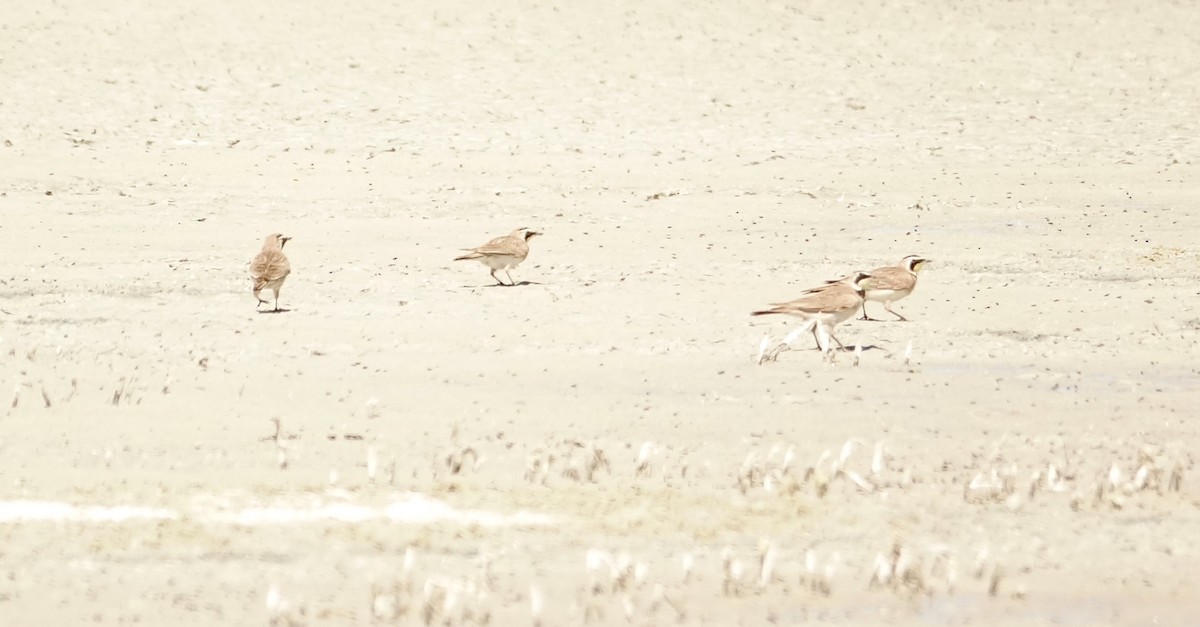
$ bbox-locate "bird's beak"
[282,237,292,244]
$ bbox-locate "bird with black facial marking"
[250,233,291,311]
[752,271,874,352]
[816,256,931,321]
[454,227,541,286]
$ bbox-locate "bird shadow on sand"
[792,344,885,352]
[473,281,543,288]
[256,308,292,314]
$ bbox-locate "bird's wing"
[469,235,526,257]
[798,279,847,295]
[865,266,916,291]
[772,285,860,314]
[250,250,291,282]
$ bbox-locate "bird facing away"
[454,227,541,286]
[828,255,930,321]
[752,271,874,352]
[249,233,291,311]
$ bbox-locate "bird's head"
[902,255,930,273]
[264,233,291,249]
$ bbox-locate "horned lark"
[249,233,291,311]
[850,255,930,321]
[454,227,541,286]
[752,271,873,352]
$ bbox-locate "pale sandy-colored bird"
[454,227,541,286]
[859,255,930,321]
[816,256,931,321]
[249,233,291,311]
[752,271,873,351]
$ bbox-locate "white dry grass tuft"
[635,441,657,478]
[529,584,543,627]
[266,583,306,627]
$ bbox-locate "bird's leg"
[813,327,845,350]
[273,289,281,312]
[858,302,879,322]
[490,269,506,286]
[815,325,837,360]
[884,303,908,322]
[505,270,516,286]
[254,290,266,309]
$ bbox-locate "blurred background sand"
[2,1,1199,624]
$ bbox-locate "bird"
[817,255,930,321]
[249,233,291,311]
[454,227,541,286]
[752,271,874,352]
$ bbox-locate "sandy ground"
[3,0,1200,625]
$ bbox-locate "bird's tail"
[454,251,481,261]
[750,309,783,317]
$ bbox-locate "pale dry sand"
[2,1,1200,625]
